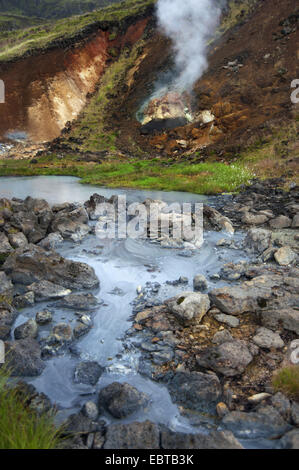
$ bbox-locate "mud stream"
[0,176,271,447]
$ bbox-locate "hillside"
[0,0,298,193]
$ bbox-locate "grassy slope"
[0,0,155,61]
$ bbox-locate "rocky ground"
[0,178,298,449]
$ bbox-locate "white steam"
[157,0,223,91]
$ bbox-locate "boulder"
[27,280,71,301]
[279,429,299,449]
[244,228,272,254]
[8,232,28,249]
[221,406,291,439]
[35,309,53,325]
[0,271,13,295]
[167,371,222,412]
[51,206,90,241]
[212,330,233,345]
[55,293,99,311]
[203,205,234,234]
[193,274,208,292]
[13,292,35,309]
[252,327,284,349]
[274,246,296,266]
[262,308,299,335]
[74,361,103,386]
[3,245,99,290]
[104,421,160,449]
[98,382,149,419]
[38,232,63,250]
[269,215,292,229]
[161,429,243,449]
[4,338,45,376]
[14,319,38,340]
[292,214,299,228]
[0,232,13,257]
[166,292,210,325]
[197,340,253,377]
[214,313,240,328]
[241,212,269,225]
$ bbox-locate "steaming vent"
[138,90,193,134]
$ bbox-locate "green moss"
[273,366,299,401]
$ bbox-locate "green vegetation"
[0,367,60,449]
[0,155,252,194]
[273,366,299,401]
[0,0,155,61]
[0,13,44,32]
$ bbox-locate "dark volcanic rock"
[161,429,243,449]
[167,371,222,412]
[104,420,160,449]
[74,361,104,386]
[3,244,99,290]
[98,382,149,419]
[4,339,45,376]
[14,319,38,340]
[55,293,99,311]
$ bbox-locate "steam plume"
[157,0,224,91]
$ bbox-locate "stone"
[166,292,210,325]
[35,309,53,325]
[38,232,63,250]
[279,429,299,449]
[292,213,299,228]
[270,393,291,421]
[160,429,243,449]
[104,421,160,449]
[74,361,103,386]
[214,313,240,328]
[216,402,229,418]
[51,207,90,241]
[203,205,234,234]
[27,280,71,301]
[291,401,299,426]
[63,412,98,435]
[269,215,292,229]
[52,323,72,342]
[274,246,296,266]
[221,406,291,439]
[3,244,99,290]
[262,308,299,335]
[212,330,233,344]
[14,319,38,340]
[197,340,253,377]
[98,382,148,419]
[3,339,45,376]
[8,232,28,249]
[244,228,272,254]
[0,271,13,295]
[81,401,99,420]
[252,327,284,349]
[55,293,99,311]
[167,371,222,412]
[241,212,269,225]
[248,393,271,404]
[0,232,13,256]
[73,321,92,339]
[13,292,35,309]
[193,274,208,292]
[93,431,105,449]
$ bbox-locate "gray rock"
[291,401,299,426]
[0,305,18,340]
[104,421,160,449]
[27,280,71,301]
[52,323,73,342]
[292,213,299,228]
[262,308,299,335]
[193,274,208,292]
[55,293,99,311]
[74,361,103,386]
[167,371,222,412]
[4,338,45,376]
[14,319,38,340]
[3,244,99,290]
[51,207,90,241]
[203,206,234,234]
[38,232,63,250]
[73,321,92,339]
[212,330,233,344]
[13,291,35,309]
[252,327,284,349]
[0,271,13,295]
[8,232,28,249]
[214,313,240,328]
[274,246,296,266]
[0,232,13,256]
[166,292,210,325]
[197,340,253,377]
[81,401,99,420]
[270,393,291,422]
[221,406,291,439]
[35,309,53,325]
[98,382,149,419]
[244,228,272,254]
[161,429,243,449]
[279,429,299,449]
[242,212,269,226]
[269,215,292,229]
[63,412,98,435]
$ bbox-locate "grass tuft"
[272,366,299,401]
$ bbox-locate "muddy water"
[0,175,269,445]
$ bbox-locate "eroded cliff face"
[0,17,148,143]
